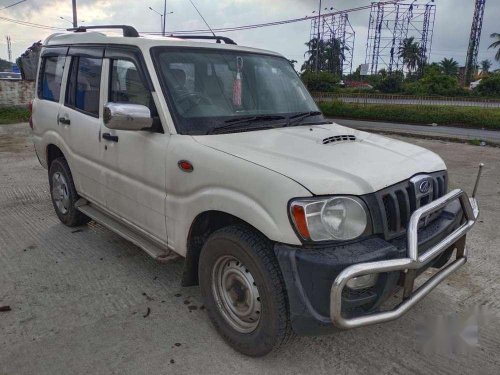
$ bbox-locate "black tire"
[48,157,90,227]
[198,225,292,357]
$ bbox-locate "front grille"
[376,171,448,240]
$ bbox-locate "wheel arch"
[181,210,267,287]
[46,143,66,167]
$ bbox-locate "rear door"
[32,47,68,154]
[58,47,107,206]
[99,47,169,244]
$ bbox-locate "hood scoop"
[322,135,356,145]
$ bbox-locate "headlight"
[290,196,370,242]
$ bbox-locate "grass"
[319,101,500,130]
[0,106,31,125]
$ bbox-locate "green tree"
[488,33,500,61]
[302,37,345,77]
[439,58,459,76]
[300,70,340,92]
[476,74,500,96]
[398,37,422,75]
[404,65,463,96]
[480,59,492,73]
[375,72,404,93]
[0,58,13,71]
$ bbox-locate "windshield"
[152,47,323,135]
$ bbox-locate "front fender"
[165,135,311,255]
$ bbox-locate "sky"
[0,0,499,71]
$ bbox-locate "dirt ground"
[1,123,499,375]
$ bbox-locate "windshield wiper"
[286,111,323,127]
[208,115,286,134]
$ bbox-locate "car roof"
[44,31,283,57]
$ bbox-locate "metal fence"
[312,92,500,108]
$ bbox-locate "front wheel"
[198,225,292,357]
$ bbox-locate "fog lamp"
[346,274,379,290]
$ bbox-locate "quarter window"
[38,56,65,102]
[66,56,102,116]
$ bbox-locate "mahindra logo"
[419,180,431,194]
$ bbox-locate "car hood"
[193,123,446,195]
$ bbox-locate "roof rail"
[170,35,237,45]
[67,25,139,38]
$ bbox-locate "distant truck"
[0,71,21,80]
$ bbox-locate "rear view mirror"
[103,102,153,131]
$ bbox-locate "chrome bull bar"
[330,188,480,329]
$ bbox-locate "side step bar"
[76,200,179,263]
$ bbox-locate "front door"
[99,48,169,244]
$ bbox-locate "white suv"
[31,25,480,357]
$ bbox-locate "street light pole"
[149,4,173,36]
[162,0,166,37]
[72,0,78,28]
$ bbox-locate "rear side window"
[38,56,65,102]
[66,56,102,116]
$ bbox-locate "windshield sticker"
[232,56,243,107]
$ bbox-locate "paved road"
[332,118,500,145]
[1,123,500,375]
[317,96,500,108]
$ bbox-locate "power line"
[0,0,28,11]
[141,0,402,35]
[0,14,65,30]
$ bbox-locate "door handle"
[102,133,119,142]
[57,115,71,125]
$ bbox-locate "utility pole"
[315,0,322,73]
[6,36,12,62]
[72,0,78,28]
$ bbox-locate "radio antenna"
[187,0,216,37]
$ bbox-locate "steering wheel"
[176,92,213,110]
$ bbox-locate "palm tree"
[480,59,492,73]
[324,38,345,77]
[488,33,500,61]
[398,37,422,74]
[439,58,459,76]
[302,37,345,76]
[302,37,327,72]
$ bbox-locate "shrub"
[301,70,340,92]
[476,74,500,96]
[319,101,500,130]
[403,66,464,96]
[375,73,405,93]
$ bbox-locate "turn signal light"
[291,204,310,240]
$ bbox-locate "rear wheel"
[199,225,292,357]
[49,157,90,227]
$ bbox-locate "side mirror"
[103,102,153,131]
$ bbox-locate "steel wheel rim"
[52,172,70,215]
[212,255,262,333]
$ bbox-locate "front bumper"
[275,189,479,335]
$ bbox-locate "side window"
[66,56,102,116]
[38,56,65,102]
[109,59,152,108]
